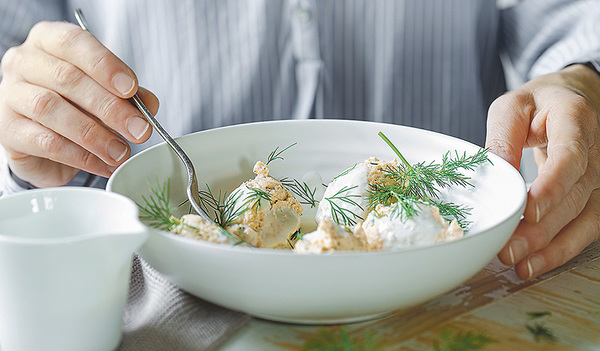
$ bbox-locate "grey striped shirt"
[1,0,599,192]
[1,2,599,348]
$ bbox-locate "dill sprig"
[527,311,552,319]
[287,231,304,249]
[333,164,358,180]
[370,193,471,228]
[525,311,558,343]
[280,177,319,208]
[303,327,384,351]
[266,145,321,208]
[433,200,472,229]
[138,178,254,246]
[324,185,364,227]
[198,185,244,228]
[266,142,297,165]
[372,193,425,221]
[137,177,181,231]
[245,187,272,213]
[378,132,490,200]
[526,322,558,343]
[433,329,496,351]
[198,185,271,224]
[368,132,490,228]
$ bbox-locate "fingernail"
[508,238,528,264]
[535,200,549,223]
[526,255,545,280]
[107,139,128,162]
[107,165,117,174]
[113,73,135,96]
[127,116,150,140]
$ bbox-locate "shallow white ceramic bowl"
[107,120,527,324]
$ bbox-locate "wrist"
[578,61,600,78]
[560,62,600,109]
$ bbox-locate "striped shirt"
[0,0,599,193]
[1,3,599,347]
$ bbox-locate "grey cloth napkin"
[119,255,250,351]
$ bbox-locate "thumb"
[485,90,535,170]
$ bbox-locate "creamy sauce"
[315,163,371,224]
[169,156,466,253]
[359,204,463,250]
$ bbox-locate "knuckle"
[1,46,20,73]
[485,138,513,159]
[563,184,587,217]
[97,95,123,122]
[36,131,63,156]
[564,139,589,174]
[568,94,597,140]
[527,225,552,252]
[30,90,59,119]
[570,94,595,117]
[28,21,51,39]
[588,191,600,241]
[586,214,600,243]
[489,89,533,116]
[556,244,575,268]
[487,95,510,121]
[89,54,109,75]
[78,121,100,145]
[508,89,532,110]
[53,61,84,88]
[56,25,87,54]
[77,150,97,170]
[538,175,566,205]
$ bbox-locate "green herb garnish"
[368,132,490,228]
[527,311,553,319]
[198,185,244,228]
[303,327,383,351]
[433,329,496,351]
[266,142,297,165]
[333,164,358,180]
[137,177,181,231]
[525,311,558,343]
[287,230,303,249]
[137,178,252,245]
[323,185,364,227]
[280,177,319,208]
[526,322,558,343]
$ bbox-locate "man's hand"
[486,64,600,280]
[0,21,159,187]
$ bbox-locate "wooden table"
[221,240,600,350]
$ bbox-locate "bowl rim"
[108,119,527,257]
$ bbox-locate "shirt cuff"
[8,167,37,190]
[0,160,34,196]
[585,60,600,76]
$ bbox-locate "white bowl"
[107,120,526,324]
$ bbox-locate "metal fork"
[74,9,212,224]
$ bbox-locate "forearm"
[501,0,600,81]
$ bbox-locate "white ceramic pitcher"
[0,187,147,351]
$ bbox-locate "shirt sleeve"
[0,0,67,57]
[500,0,600,81]
[0,145,30,195]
